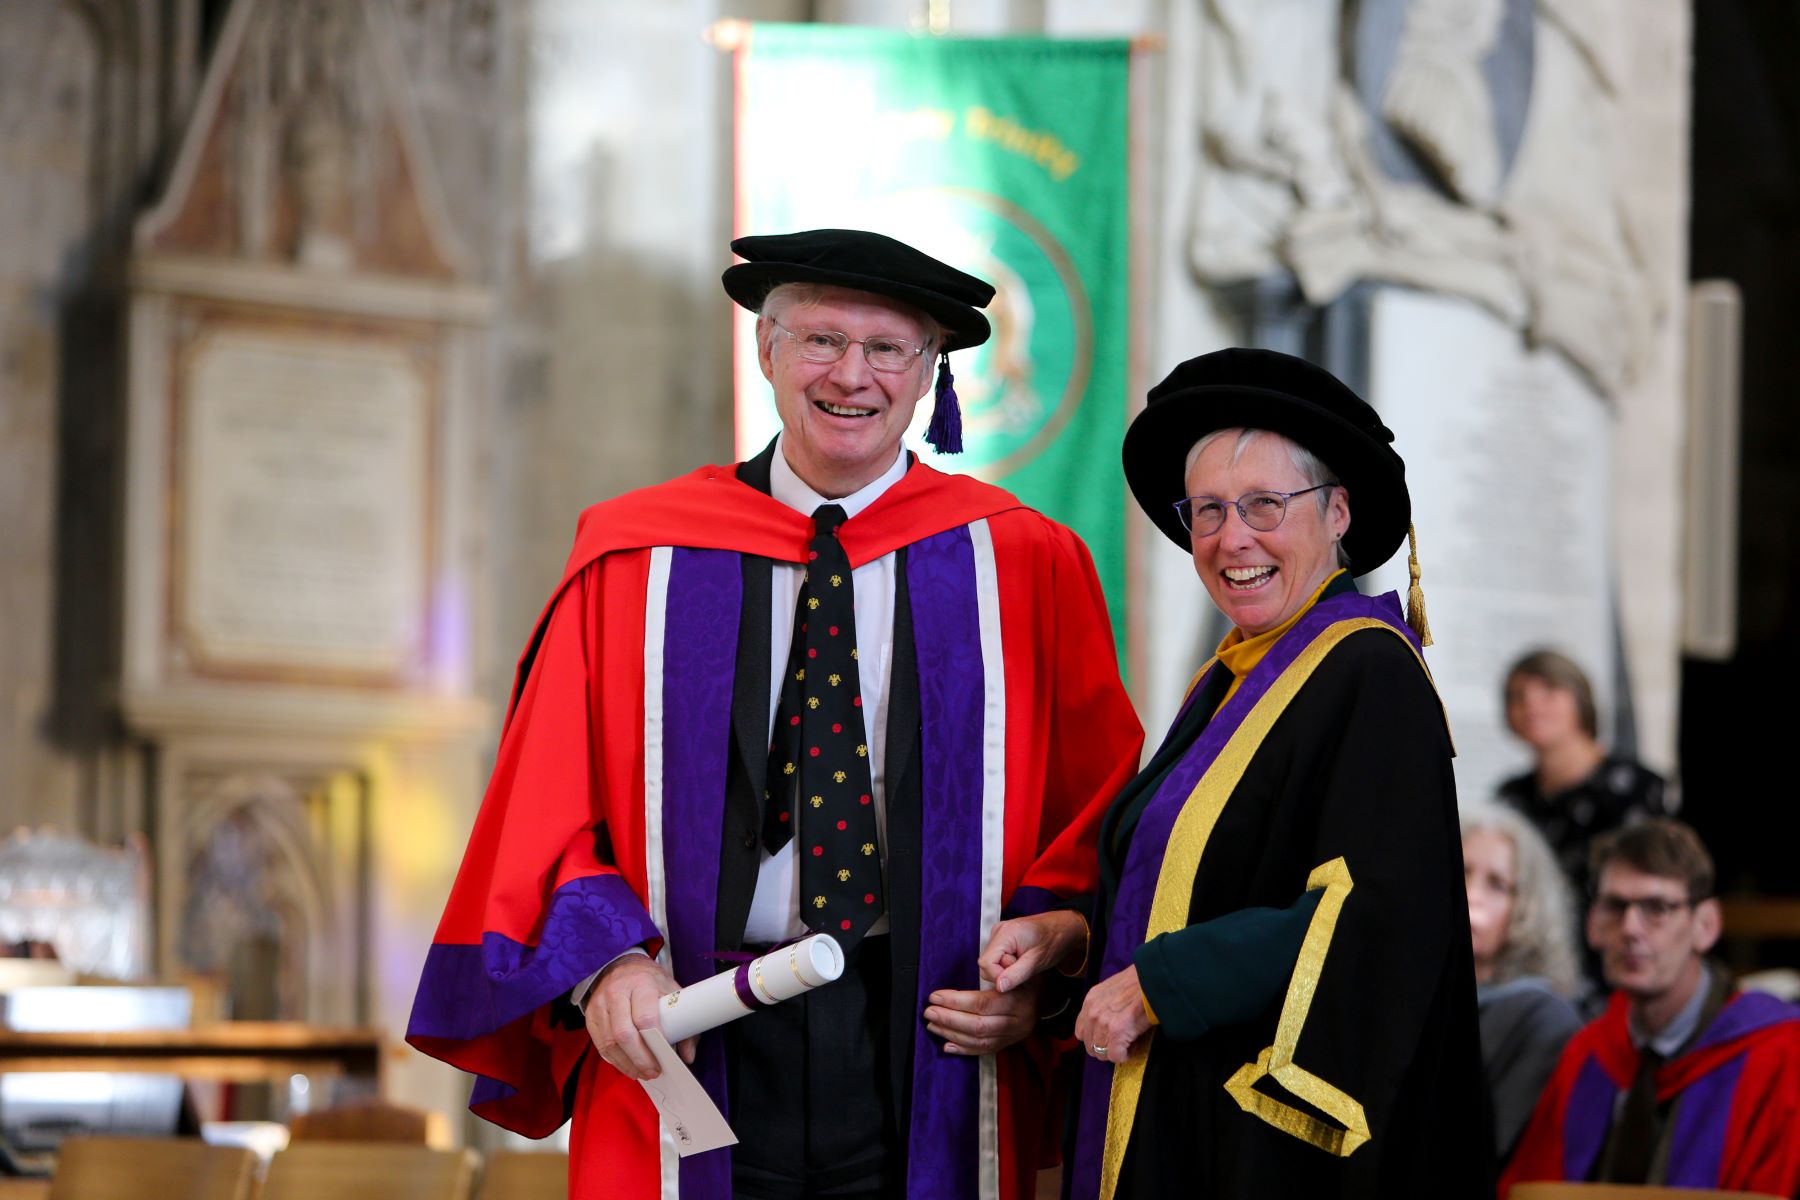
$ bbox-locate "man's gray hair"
[756,282,944,362]
[1459,801,1583,997]
[1183,427,1350,568]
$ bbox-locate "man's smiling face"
[759,287,936,497]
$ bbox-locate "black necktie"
[1609,1046,1665,1181]
[761,504,882,947]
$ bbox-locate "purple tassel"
[926,353,963,454]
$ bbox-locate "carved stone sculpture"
[1188,0,1666,398]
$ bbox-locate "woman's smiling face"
[1185,430,1350,637]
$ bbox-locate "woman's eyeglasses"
[1174,484,1338,537]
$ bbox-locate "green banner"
[734,25,1133,654]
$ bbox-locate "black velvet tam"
[1123,348,1411,576]
[723,228,995,353]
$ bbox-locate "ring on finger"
[1090,1042,1109,1057]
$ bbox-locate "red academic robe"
[408,459,1144,1200]
[1502,987,1800,1196]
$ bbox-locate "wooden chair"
[1511,1184,1786,1200]
[478,1150,568,1200]
[262,1143,478,1200]
[288,1099,450,1147]
[46,1136,256,1200]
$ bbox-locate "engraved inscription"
[180,329,430,676]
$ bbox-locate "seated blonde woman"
[1461,800,1584,1164]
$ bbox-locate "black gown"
[1081,588,1497,1199]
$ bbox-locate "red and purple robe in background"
[406,458,1144,1200]
[1503,988,1800,1196]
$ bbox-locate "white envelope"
[637,1028,738,1157]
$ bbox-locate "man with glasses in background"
[408,228,1143,1199]
[1503,818,1800,1195]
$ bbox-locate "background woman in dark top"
[1498,649,1669,905]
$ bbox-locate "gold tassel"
[1405,523,1433,648]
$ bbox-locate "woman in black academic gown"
[978,350,1495,1198]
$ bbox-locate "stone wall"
[0,0,196,835]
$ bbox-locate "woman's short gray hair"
[1183,428,1350,568]
[1460,801,1582,996]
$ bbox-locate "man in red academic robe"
[1503,819,1800,1194]
[407,229,1144,1200]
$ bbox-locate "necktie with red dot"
[761,504,883,946]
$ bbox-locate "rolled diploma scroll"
[658,934,845,1044]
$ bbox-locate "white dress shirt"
[744,436,904,943]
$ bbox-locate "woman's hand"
[917,912,1090,1056]
[1074,965,1152,1065]
[977,911,1089,993]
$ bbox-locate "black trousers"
[725,935,901,1199]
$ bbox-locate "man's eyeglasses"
[771,320,927,374]
[1174,484,1339,537]
[1590,894,1696,927]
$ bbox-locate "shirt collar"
[769,434,908,520]
[1633,962,1714,1057]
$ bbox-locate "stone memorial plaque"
[1366,289,1615,803]
[177,327,430,679]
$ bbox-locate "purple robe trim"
[905,526,987,1200]
[663,547,742,1196]
[1004,885,1064,919]
[1070,591,1417,1196]
[1695,990,1800,1051]
[407,871,662,1122]
[1664,1050,1744,1187]
[1561,1056,1618,1182]
[470,1074,515,1108]
[408,871,661,1043]
[1665,992,1798,1186]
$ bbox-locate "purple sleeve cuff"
[1004,884,1082,920]
[469,1074,519,1110]
[408,873,661,1042]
